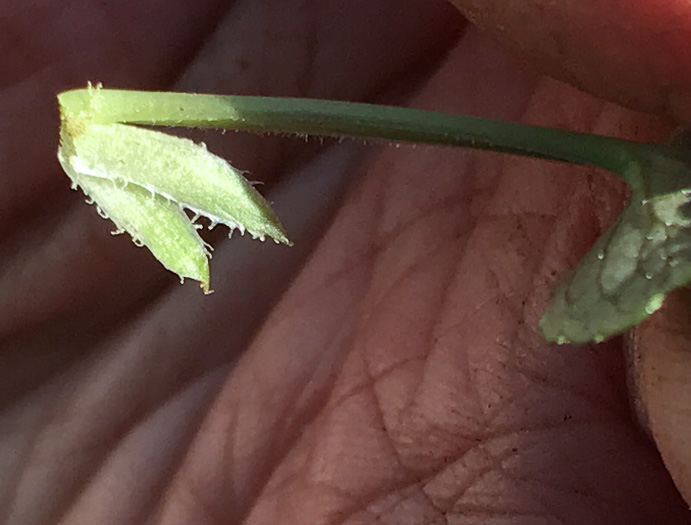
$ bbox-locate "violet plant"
[57,84,691,344]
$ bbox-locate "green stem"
[59,87,662,179]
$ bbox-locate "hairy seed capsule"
[58,119,290,292]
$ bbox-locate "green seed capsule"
[58,118,290,292]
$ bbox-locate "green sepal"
[58,114,290,292]
[63,123,290,244]
[60,166,212,292]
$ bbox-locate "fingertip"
[628,287,691,505]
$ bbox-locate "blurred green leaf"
[540,152,691,344]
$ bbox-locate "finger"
[627,289,691,503]
[449,0,691,122]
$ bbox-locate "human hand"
[2,1,690,524]
[452,0,691,514]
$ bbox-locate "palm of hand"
[2,1,689,523]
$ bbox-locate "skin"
[2,0,691,523]
[453,0,691,510]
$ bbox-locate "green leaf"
[540,153,691,344]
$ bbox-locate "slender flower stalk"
[57,84,691,343]
[59,86,664,176]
